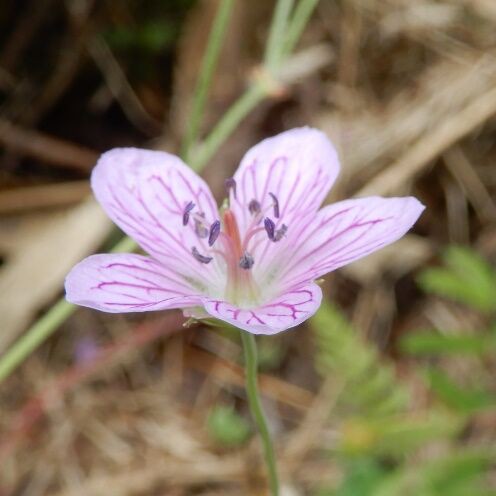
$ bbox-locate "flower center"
[220,208,260,306]
[182,179,288,307]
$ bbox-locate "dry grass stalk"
[0,198,111,350]
[0,181,90,214]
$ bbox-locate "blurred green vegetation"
[207,404,251,448]
[416,246,496,313]
[102,0,197,82]
[311,245,496,495]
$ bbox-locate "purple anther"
[273,224,288,242]
[208,220,221,246]
[239,252,255,270]
[194,218,209,238]
[192,246,213,264]
[269,192,280,218]
[182,201,195,226]
[248,199,261,215]
[225,177,237,199]
[264,217,275,241]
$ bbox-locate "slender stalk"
[265,0,295,71]
[240,331,280,495]
[0,300,74,382]
[283,0,320,57]
[190,83,266,171]
[0,234,136,383]
[181,0,235,161]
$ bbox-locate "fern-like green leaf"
[417,246,496,312]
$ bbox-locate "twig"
[443,146,496,223]
[0,118,97,172]
[0,314,184,464]
[357,84,496,196]
[185,346,314,411]
[0,0,57,71]
[87,36,162,136]
[283,0,320,56]
[181,0,235,160]
[0,181,90,214]
[283,378,342,467]
[265,0,295,71]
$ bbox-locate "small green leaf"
[417,246,496,312]
[207,405,251,447]
[139,21,177,51]
[400,331,496,356]
[311,303,408,417]
[336,459,388,496]
[257,336,285,371]
[371,450,495,496]
[425,450,493,493]
[426,368,496,413]
[339,413,461,456]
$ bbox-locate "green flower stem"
[0,235,137,383]
[190,83,266,171]
[283,0,320,57]
[265,0,295,71]
[181,0,235,161]
[0,300,74,382]
[240,331,280,495]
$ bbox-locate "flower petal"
[91,148,223,291]
[65,253,202,313]
[201,283,322,335]
[230,127,340,235]
[273,196,425,290]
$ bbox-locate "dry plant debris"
[1,0,496,494]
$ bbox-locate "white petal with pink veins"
[229,128,340,270]
[65,253,203,313]
[201,283,322,335]
[91,148,224,292]
[273,196,425,291]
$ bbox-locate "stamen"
[194,218,209,238]
[269,192,280,218]
[225,177,237,199]
[208,220,221,246]
[273,224,288,241]
[264,217,275,240]
[264,218,287,242]
[191,246,213,264]
[182,201,195,226]
[248,199,261,215]
[239,252,254,270]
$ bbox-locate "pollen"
[182,201,195,226]
[208,220,221,246]
[225,177,237,199]
[264,217,276,240]
[191,246,213,264]
[269,192,280,218]
[239,252,255,270]
[248,199,261,215]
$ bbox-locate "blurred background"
[1,0,496,494]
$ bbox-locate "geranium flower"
[65,128,424,334]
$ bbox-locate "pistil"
[222,208,260,306]
[184,193,287,307]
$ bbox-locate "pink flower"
[65,128,424,335]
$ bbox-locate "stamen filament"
[242,226,266,252]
